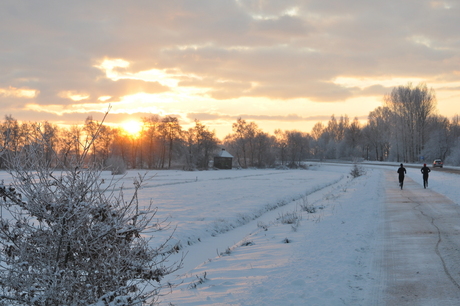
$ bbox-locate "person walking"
[397,163,407,190]
[421,163,431,189]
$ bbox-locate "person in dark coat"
[397,163,407,190]
[421,163,431,189]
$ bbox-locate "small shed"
[214,148,233,169]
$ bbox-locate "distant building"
[214,148,233,169]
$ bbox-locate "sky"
[1,0,460,139]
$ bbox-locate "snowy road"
[380,170,460,305]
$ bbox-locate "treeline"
[225,83,460,166]
[1,83,459,171]
[0,114,222,171]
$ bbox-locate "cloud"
[0,0,459,129]
[0,87,38,99]
[90,79,170,102]
[187,112,331,122]
[359,85,390,97]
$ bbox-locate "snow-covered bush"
[187,272,208,289]
[350,164,365,178]
[282,237,292,243]
[299,196,316,213]
[0,120,181,306]
[278,210,302,226]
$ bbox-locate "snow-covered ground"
[158,164,383,306]
[1,163,459,305]
[115,163,460,305]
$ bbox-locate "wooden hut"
[214,148,233,169]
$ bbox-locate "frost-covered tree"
[0,116,182,306]
[420,115,450,162]
[364,107,391,161]
[385,83,436,162]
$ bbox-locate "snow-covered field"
[2,163,459,305]
[156,165,382,306]
[112,163,460,305]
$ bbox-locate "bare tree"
[1,116,21,154]
[278,130,310,168]
[325,115,349,143]
[140,115,162,169]
[342,117,362,159]
[193,120,219,169]
[244,121,259,167]
[83,116,100,164]
[181,120,219,170]
[41,121,59,166]
[229,118,249,168]
[225,118,270,168]
[364,107,391,161]
[157,116,181,169]
[253,131,276,168]
[310,122,325,159]
[274,129,288,166]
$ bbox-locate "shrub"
[350,164,365,178]
[278,210,302,226]
[0,117,181,306]
[188,272,208,289]
[299,196,316,213]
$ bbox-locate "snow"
[217,149,233,158]
[155,164,384,305]
[1,163,458,305]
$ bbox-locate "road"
[405,164,460,175]
[379,170,460,305]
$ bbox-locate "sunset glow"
[0,87,38,98]
[1,1,459,138]
[121,120,143,137]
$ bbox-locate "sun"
[121,120,143,137]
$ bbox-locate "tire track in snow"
[162,173,351,283]
[173,174,346,248]
[415,203,460,291]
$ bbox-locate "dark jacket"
[421,166,431,177]
[397,166,406,178]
